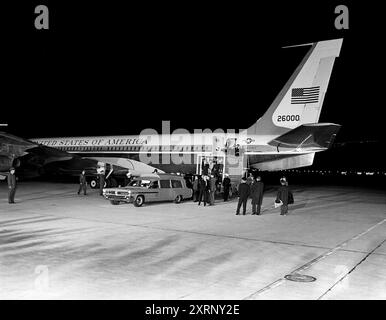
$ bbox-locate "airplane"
[0,38,343,187]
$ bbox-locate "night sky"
[2,2,384,169]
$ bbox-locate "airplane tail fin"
[248,39,343,137]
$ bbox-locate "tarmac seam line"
[243,218,386,300]
[317,236,386,300]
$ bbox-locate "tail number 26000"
[277,115,300,122]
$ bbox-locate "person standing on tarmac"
[250,176,264,215]
[236,177,250,215]
[98,168,105,196]
[209,174,216,206]
[78,170,87,195]
[198,176,208,206]
[276,178,293,216]
[7,167,17,204]
[192,176,199,202]
[222,174,231,202]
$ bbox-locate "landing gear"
[90,178,116,188]
[90,179,98,189]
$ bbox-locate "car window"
[129,179,151,187]
[129,180,141,187]
[160,180,171,189]
[149,181,159,189]
[171,180,183,188]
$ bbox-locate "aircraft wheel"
[90,179,98,189]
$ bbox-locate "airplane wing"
[0,132,161,177]
[0,131,37,158]
[0,131,80,175]
[88,157,164,175]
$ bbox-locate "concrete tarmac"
[0,181,385,299]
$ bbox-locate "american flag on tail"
[291,86,320,104]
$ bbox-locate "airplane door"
[196,155,225,183]
[225,138,246,177]
[212,136,224,154]
[225,138,240,156]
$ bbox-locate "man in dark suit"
[78,170,87,195]
[236,177,250,215]
[222,174,231,201]
[7,167,17,204]
[250,176,264,215]
[198,176,207,206]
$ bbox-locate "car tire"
[110,200,120,205]
[174,195,182,204]
[134,196,144,207]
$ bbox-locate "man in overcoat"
[236,177,250,215]
[250,176,264,215]
[7,167,17,204]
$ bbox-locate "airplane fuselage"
[30,132,321,175]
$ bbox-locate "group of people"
[5,167,293,215]
[190,171,293,216]
[236,175,293,216]
[191,173,232,206]
[236,175,264,215]
[191,174,216,206]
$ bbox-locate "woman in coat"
[276,178,293,215]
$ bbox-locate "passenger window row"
[159,180,183,189]
[58,145,212,152]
